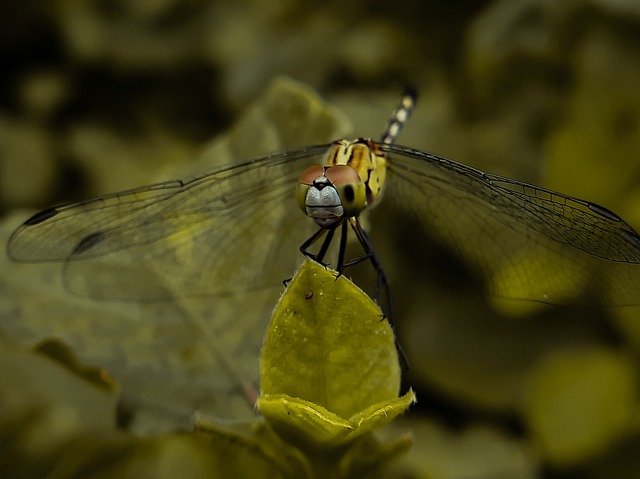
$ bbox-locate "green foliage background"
[1,0,640,478]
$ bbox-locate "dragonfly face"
[297,162,368,228]
[297,168,347,228]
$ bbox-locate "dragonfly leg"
[300,217,410,370]
[347,218,390,313]
[348,218,410,370]
[335,221,349,278]
[287,228,332,285]
[299,226,336,267]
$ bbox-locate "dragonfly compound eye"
[296,165,325,214]
[324,165,366,217]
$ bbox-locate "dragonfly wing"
[383,144,640,305]
[7,146,330,300]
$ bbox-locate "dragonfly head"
[296,164,367,228]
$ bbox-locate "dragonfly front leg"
[299,226,336,267]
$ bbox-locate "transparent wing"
[381,144,640,305]
[7,145,331,300]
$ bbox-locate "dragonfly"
[7,89,640,311]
